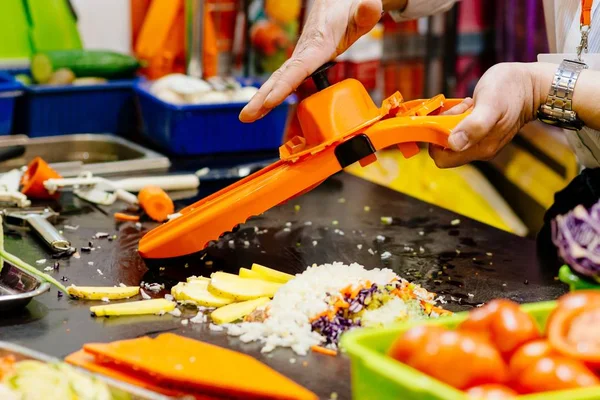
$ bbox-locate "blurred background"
[0,0,577,240]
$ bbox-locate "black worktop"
[0,170,566,400]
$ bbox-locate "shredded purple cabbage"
[552,202,600,280]
[311,283,390,346]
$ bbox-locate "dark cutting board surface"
[0,172,565,400]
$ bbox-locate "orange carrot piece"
[350,286,362,299]
[340,284,353,297]
[432,306,453,316]
[138,185,174,222]
[309,311,330,323]
[334,299,349,309]
[114,212,140,222]
[311,345,338,357]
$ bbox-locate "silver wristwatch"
[537,59,587,131]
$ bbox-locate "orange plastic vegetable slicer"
[139,62,470,259]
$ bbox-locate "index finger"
[238,60,290,123]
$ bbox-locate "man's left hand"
[429,62,538,168]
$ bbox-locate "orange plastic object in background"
[134,0,218,79]
[20,157,62,199]
[203,4,218,78]
[139,71,468,259]
[138,186,174,222]
[130,0,151,47]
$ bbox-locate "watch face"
[537,110,583,131]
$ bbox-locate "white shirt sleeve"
[389,0,459,21]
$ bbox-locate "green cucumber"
[31,50,142,83]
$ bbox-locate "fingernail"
[448,131,468,151]
[239,108,249,121]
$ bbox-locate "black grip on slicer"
[310,62,335,91]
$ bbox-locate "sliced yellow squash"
[67,285,139,300]
[171,281,233,307]
[211,297,270,324]
[251,263,294,283]
[186,276,211,283]
[208,272,282,301]
[90,299,175,317]
[239,267,263,280]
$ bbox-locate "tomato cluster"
[387,292,600,399]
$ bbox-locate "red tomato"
[465,384,517,399]
[490,303,540,359]
[508,340,556,379]
[458,300,505,339]
[514,355,600,394]
[387,325,445,363]
[548,303,600,368]
[555,291,600,311]
[459,299,540,359]
[405,329,508,390]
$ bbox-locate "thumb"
[353,0,382,29]
[447,103,500,151]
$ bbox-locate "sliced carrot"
[311,345,337,357]
[309,311,330,323]
[340,284,353,297]
[138,185,174,222]
[431,306,453,316]
[350,286,362,299]
[334,299,349,309]
[114,212,140,222]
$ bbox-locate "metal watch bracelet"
[537,59,587,131]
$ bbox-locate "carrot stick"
[138,186,174,222]
[311,345,337,356]
[114,213,140,222]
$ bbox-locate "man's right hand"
[239,0,385,123]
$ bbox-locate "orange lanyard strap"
[582,0,593,27]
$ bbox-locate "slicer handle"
[310,62,336,91]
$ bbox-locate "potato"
[48,68,75,85]
[251,263,294,283]
[67,285,139,300]
[211,297,270,324]
[238,268,263,280]
[90,299,175,317]
[208,272,282,301]
[186,276,211,283]
[171,281,232,307]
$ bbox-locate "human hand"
[239,0,383,123]
[429,63,539,168]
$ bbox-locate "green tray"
[341,301,600,400]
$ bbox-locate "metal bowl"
[0,261,50,313]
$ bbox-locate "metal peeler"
[139,62,471,259]
[2,207,72,253]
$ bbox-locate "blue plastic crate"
[0,72,23,135]
[135,80,296,155]
[11,71,139,137]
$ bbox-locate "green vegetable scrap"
[558,265,600,291]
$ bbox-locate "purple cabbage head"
[552,202,600,281]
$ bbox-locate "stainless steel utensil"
[2,207,71,252]
[0,261,50,312]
